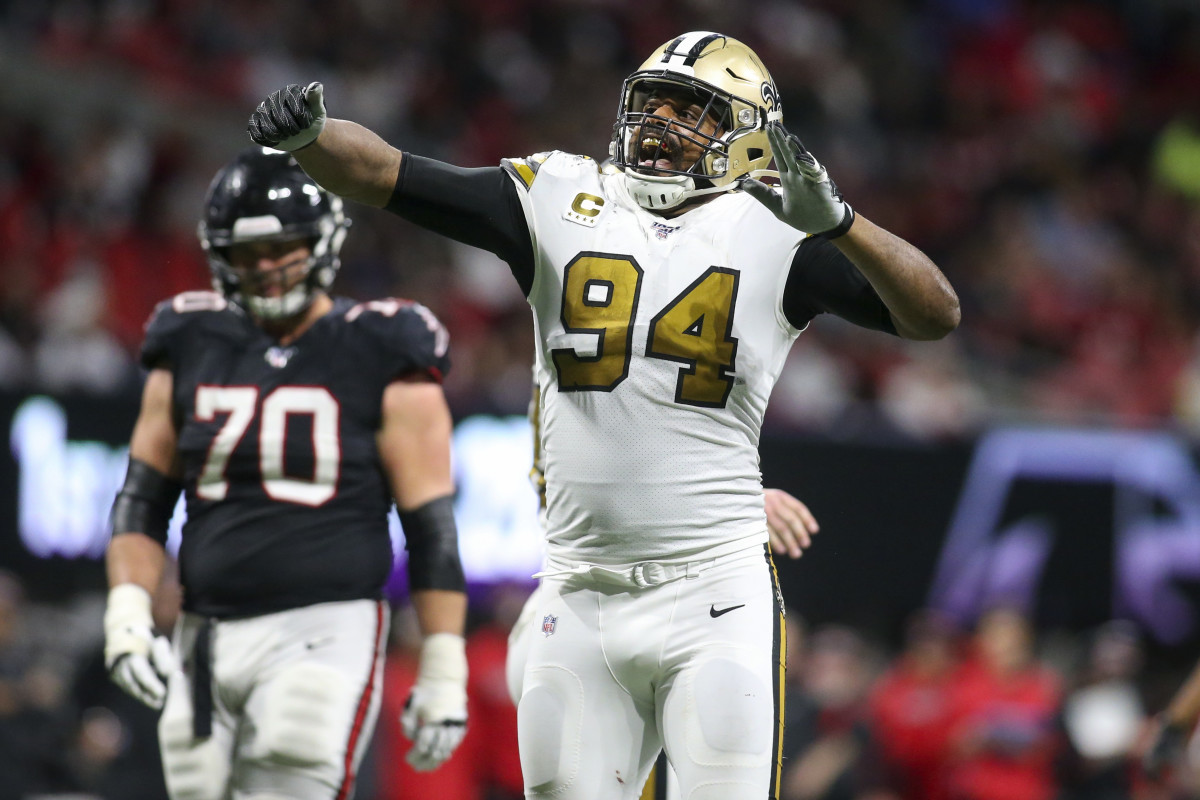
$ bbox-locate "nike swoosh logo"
[709,604,746,618]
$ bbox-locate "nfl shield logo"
[265,346,296,368]
[651,221,679,240]
[541,614,558,637]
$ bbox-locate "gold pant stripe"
[640,751,670,800]
[766,546,786,800]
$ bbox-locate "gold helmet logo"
[612,32,782,197]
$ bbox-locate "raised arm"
[743,123,960,340]
[247,82,535,288]
[247,83,401,208]
[826,215,959,340]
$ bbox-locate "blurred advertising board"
[3,392,1200,648]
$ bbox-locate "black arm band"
[400,495,466,592]
[111,458,182,545]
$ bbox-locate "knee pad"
[256,661,352,768]
[682,657,773,768]
[159,683,233,800]
[517,665,583,795]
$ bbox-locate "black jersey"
[140,291,451,618]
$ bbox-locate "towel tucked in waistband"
[191,618,213,740]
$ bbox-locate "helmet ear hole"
[747,148,764,161]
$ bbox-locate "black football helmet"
[197,146,348,320]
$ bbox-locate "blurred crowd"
[5,2,1200,798]
[3,563,1200,800]
[1,0,1200,436]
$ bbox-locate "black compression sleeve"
[400,495,466,592]
[782,236,897,334]
[111,458,182,545]
[385,154,536,295]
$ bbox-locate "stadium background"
[3,0,1200,798]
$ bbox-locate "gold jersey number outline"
[552,252,740,408]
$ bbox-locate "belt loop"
[191,618,214,740]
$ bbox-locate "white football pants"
[515,544,785,800]
[158,599,389,800]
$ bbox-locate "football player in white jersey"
[508,378,821,708]
[248,30,959,800]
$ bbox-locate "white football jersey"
[505,151,809,567]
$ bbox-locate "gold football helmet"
[610,32,783,210]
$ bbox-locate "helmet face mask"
[611,32,783,210]
[221,239,321,321]
[620,79,733,177]
[197,147,348,322]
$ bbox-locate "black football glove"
[247,82,327,151]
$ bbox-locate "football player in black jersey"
[103,147,469,800]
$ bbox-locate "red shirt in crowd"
[944,658,1062,800]
[870,658,960,800]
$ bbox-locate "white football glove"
[742,122,856,239]
[400,632,468,771]
[247,81,328,152]
[104,583,176,709]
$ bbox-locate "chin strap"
[624,170,736,211]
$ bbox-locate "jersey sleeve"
[347,299,452,383]
[781,236,897,334]
[140,291,228,369]
[386,154,535,294]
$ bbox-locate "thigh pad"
[159,675,234,800]
[254,661,352,768]
[518,665,584,795]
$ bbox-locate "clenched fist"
[247,82,328,151]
